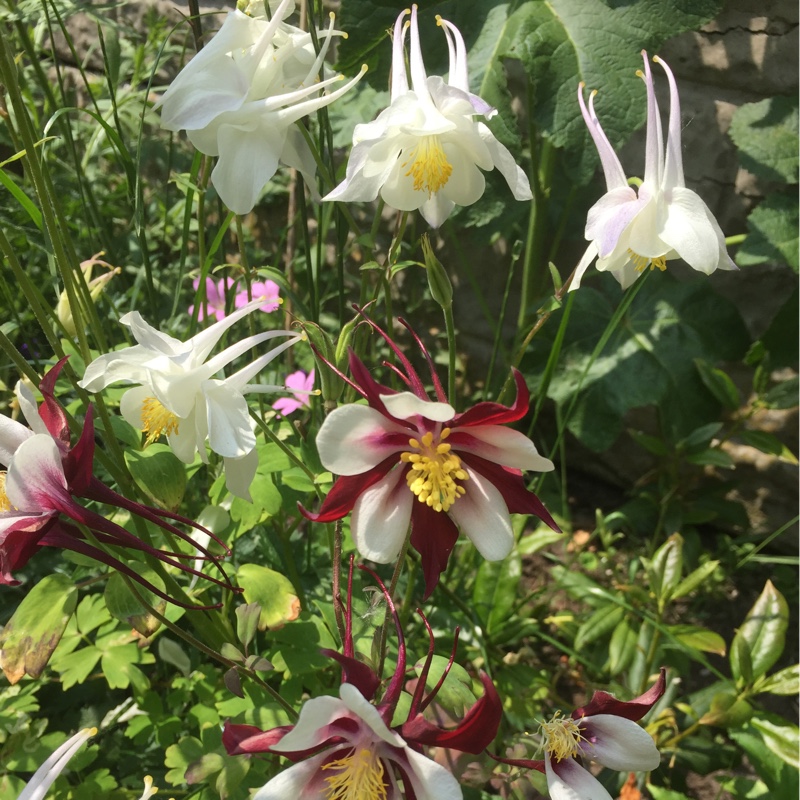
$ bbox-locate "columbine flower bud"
[56,253,119,337]
[421,234,452,310]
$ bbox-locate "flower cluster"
[326,6,532,227]
[157,0,366,214]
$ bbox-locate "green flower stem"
[377,529,411,680]
[444,304,457,404]
[332,519,346,644]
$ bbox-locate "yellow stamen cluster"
[0,472,10,512]
[322,747,388,800]
[540,711,586,762]
[628,249,668,273]
[140,397,180,445]
[400,428,468,512]
[403,135,453,195]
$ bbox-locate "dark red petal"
[222,722,294,755]
[64,406,95,494]
[399,672,502,754]
[488,752,546,774]
[299,457,398,523]
[451,370,530,428]
[410,503,459,600]
[464,453,559,531]
[0,513,59,582]
[348,350,397,414]
[321,649,380,702]
[38,357,71,444]
[574,667,667,721]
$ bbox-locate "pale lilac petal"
[585,187,642,258]
[316,405,409,475]
[640,52,663,191]
[447,466,513,561]
[390,8,410,100]
[351,467,413,563]
[581,714,661,771]
[654,55,685,190]
[379,393,454,423]
[339,683,405,746]
[579,85,628,191]
[451,425,553,471]
[546,756,614,800]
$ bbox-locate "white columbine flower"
[572,51,737,290]
[324,5,531,228]
[157,0,365,215]
[79,302,301,500]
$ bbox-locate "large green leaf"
[737,193,799,271]
[237,564,301,630]
[731,580,789,681]
[472,549,522,635]
[526,273,749,451]
[0,574,77,683]
[729,96,799,184]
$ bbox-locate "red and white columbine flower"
[572,51,736,290]
[496,670,666,800]
[302,317,557,597]
[224,564,502,800]
[0,360,232,605]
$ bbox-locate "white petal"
[316,405,408,475]
[119,385,153,432]
[18,728,96,800]
[585,187,642,259]
[271,695,351,753]
[658,186,728,274]
[627,196,669,259]
[0,413,33,467]
[447,466,513,561]
[224,448,259,501]
[339,683,405,746]
[380,393,454,423]
[166,406,204,464]
[479,123,532,200]
[420,192,456,229]
[569,241,598,292]
[79,346,156,392]
[546,756,614,800]
[401,746,464,800]
[452,425,553,471]
[581,714,661,771]
[121,311,190,356]
[351,467,413,563]
[6,434,68,512]
[252,751,330,800]
[202,380,256,459]
[15,381,48,435]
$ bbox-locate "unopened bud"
[421,234,452,310]
[57,253,120,337]
[302,322,344,404]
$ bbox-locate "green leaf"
[0,574,77,683]
[669,624,726,656]
[732,580,789,680]
[729,96,799,184]
[764,375,799,409]
[684,448,734,468]
[51,645,102,690]
[730,724,799,795]
[731,632,754,685]
[738,193,799,271]
[104,570,166,637]
[750,716,800,769]
[699,690,754,728]
[646,533,683,606]
[671,560,719,600]
[124,444,187,511]
[628,429,669,456]
[739,430,798,464]
[518,529,566,555]
[237,564,301,630]
[757,663,800,696]
[413,654,477,718]
[648,787,694,800]
[607,616,637,676]
[694,359,741,410]
[574,604,625,650]
[165,736,205,785]
[472,550,522,635]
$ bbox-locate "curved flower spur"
[0,359,235,608]
[494,669,666,800]
[223,562,503,799]
[301,312,558,597]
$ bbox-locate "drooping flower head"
[79,301,302,500]
[302,310,557,597]
[1,360,234,606]
[572,51,737,290]
[157,0,366,214]
[272,368,315,417]
[325,5,532,228]
[494,670,666,799]
[224,562,502,799]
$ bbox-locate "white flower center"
[541,711,586,762]
[403,135,453,195]
[140,397,180,445]
[400,428,468,512]
[628,249,668,273]
[321,747,387,800]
